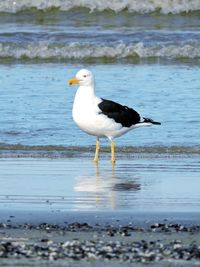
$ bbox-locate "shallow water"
[0,2,200,216]
[0,63,200,151]
[0,156,199,213]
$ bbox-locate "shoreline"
[0,209,200,227]
[0,156,199,266]
[0,145,200,158]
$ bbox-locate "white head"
[68,69,94,87]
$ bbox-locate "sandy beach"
[0,156,200,266]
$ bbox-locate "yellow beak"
[68,77,80,86]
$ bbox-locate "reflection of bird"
[68,69,161,164]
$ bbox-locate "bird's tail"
[143,117,161,125]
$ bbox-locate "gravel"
[0,222,200,264]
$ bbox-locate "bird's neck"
[75,85,96,102]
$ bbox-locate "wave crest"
[0,42,200,61]
[0,0,200,14]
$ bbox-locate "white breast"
[72,85,102,136]
[72,85,131,139]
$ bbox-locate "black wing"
[98,99,141,127]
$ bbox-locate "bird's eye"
[83,75,87,78]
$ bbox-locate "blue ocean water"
[0,63,200,152]
[0,0,200,155]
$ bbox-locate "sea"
[0,1,200,214]
[0,0,200,156]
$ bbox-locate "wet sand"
[0,155,200,266]
[0,155,199,213]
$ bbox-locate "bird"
[68,69,161,164]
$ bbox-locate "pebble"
[150,223,198,233]
[0,222,199,263]
[0,237,199,262]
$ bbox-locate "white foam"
[0,0,200,14]
[0,41,200,60]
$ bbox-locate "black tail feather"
[143,117,161,125]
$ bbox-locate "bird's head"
[68,69,94,87]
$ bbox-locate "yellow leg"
[93,138,100,163]
[111,141,116,164]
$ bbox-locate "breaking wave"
[0,0,200,14]
[1,42,200,62]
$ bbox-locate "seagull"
[68,69,161,164]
